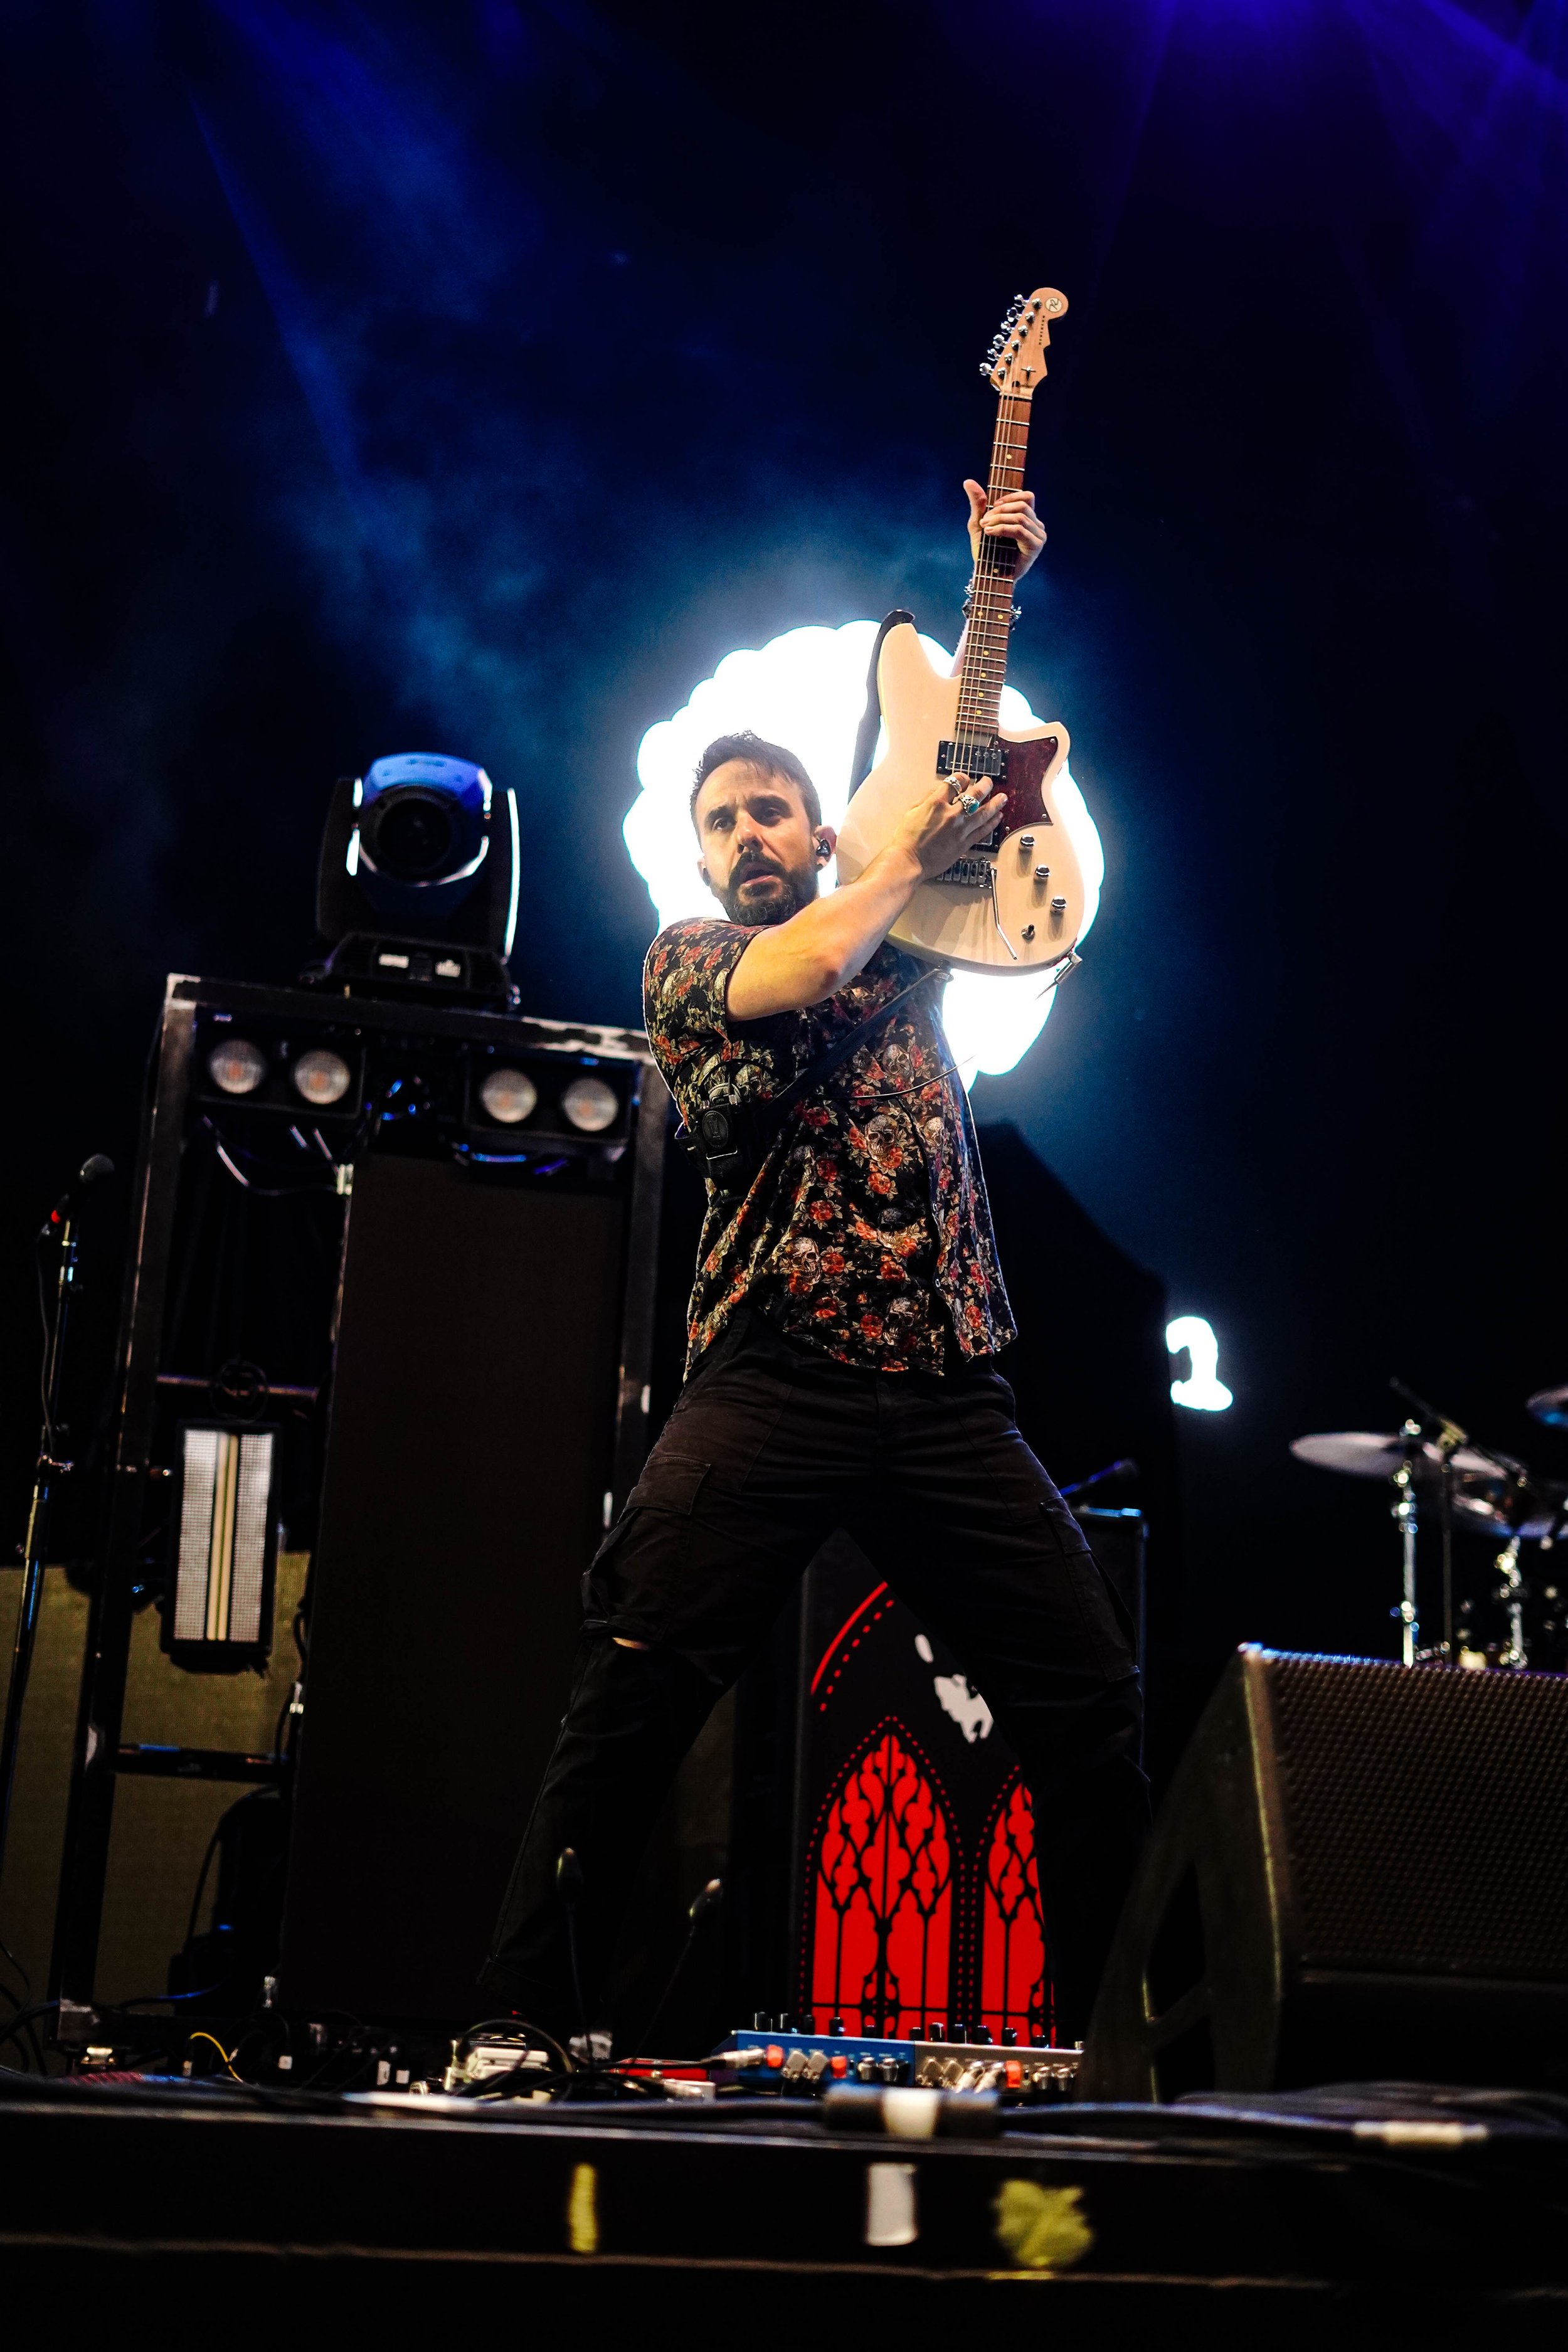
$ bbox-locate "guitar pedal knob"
[1034,864,1051,881]
[1051,896,1067,914]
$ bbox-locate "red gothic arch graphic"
[977,1771,1051,2045]
[803,1717,955,2037]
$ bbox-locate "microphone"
[1060,1457,1138,1500]
[636,1878,724,2059]
[556,1847,591,2054]
[43,1154,116,1237]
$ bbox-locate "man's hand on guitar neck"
[963,480,1046,576]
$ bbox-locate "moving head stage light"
[312,751,520,1004]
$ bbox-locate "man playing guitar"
[483,482,1148,2045]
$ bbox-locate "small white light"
[292,1049,352,1108]
[480,1066,538,1125]
[208,1039,268,1096]
[1167,1316,1232,1412]
[561,1076,619,1133]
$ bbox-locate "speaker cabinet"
[1079,1646,1568,2099]
[275,1157,620,2015]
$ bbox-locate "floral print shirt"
[644,918,1016,1376]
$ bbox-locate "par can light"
[292,1048,352,1108]
[561,1075,619,1135]
[480,1066,538,1125]
[208,1038,268,1097]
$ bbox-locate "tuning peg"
[978,362,993,376]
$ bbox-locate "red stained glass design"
[805,1720,953,2037]
[978,1772,1051,2045]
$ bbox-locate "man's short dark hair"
[689,731,823,833]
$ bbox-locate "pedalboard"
[724,2028,1080,2099]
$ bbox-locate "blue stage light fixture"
[312,751,520,1005]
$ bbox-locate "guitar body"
[834,620,1084,975]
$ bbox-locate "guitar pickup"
[936,739,1005,781]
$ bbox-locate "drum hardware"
[1290,1380,1555,1669]
[1495,1537,1526,1671]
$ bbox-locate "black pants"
[482,1310,1149,2042]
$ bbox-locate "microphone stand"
[0,1158,112,1899]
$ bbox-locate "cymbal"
[1452,1486,1567,1542]
[1290,1431,1500,1481]
[1528,1385,1568,1429]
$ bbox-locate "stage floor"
[3,2072,1567,2338]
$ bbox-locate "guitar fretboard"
[953,391,1032,742]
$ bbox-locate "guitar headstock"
[978,286,1067,396]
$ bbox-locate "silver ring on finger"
[961,795,979,813]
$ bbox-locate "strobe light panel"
[166,1422,279,1665]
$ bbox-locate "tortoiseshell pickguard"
[985,734,1059,845]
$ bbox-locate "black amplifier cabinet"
[783,1508,1145,2048]
[50,975,667,2018]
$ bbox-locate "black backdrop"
[3,1,1566,1760]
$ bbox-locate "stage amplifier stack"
[50,971,669,2020]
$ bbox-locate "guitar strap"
[679,963,945,1203]
[846,609,914,800]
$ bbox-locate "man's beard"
[716,854,818,928]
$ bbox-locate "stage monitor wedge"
[1079,1647,1568,2099]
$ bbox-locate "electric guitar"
[834,286,1083,975]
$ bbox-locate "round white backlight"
[292,1049,352,1107]
[480,1066,538,1125]
[208,1038,268,1096]
[561,1076,619,1133]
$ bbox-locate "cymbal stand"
[1391,1420,1422,1667]
[1391,1377,1509,1666]
[1495,1536,1525,1668]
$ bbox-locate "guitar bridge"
[936,856,994,889]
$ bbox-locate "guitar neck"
[953,391,1032,741]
